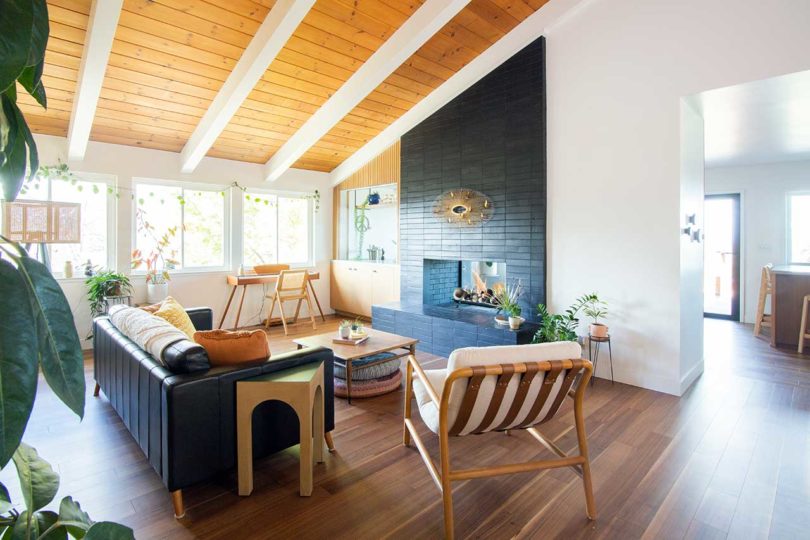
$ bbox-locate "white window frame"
[132,178,232,274]
[15,171,118,280]
[241,187,314,268]
[787,190,810,266]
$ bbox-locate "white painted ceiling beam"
[66,0,123,162]
[180,0,315,173]
[264,0,471,182]
[329,0,588,185]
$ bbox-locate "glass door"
[703,194,741,320]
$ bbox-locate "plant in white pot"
[578,293,609,338]
[495,280,524,330]
[131,208,179,304]
[339,320,351,339]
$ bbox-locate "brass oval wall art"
[432,189,495,227]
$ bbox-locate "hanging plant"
[304,189,320,212]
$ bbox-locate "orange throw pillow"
[193,329,270,366]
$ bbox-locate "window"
[242,191,312,267]
[788,192,810,264]
[133,180,228,272]
[1,173,114,278]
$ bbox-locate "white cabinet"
[331,261,399,317]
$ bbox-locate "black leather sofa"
[92,307,334,517]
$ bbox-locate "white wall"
[706,159,810,324]
[33,134,334,348]
[546,0,810,394]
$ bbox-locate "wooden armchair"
[403,342,595,539]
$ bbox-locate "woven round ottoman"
[334,369,402,399]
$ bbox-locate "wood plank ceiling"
[21,0,549,173]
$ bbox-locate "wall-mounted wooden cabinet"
[331,260,399,318]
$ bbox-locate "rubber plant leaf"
[17,60,46,108]
[0,0,34,93]
[11,98,38,183]
[14,255,85,418]
[57,496,92,538]
[0,259,38,467]
[12,443,59,513]
[84,522,135,540]
[0,482,12,514]
[0,98,27,202]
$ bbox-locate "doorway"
[703,194,741,320]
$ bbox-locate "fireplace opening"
[422,259,506,308]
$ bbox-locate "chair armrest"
[408,355,442,407]
[185,307,213,331]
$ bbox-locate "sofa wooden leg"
[171,490,185,519]
[93,382,100,397]
[325,431,335,453]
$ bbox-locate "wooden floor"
[3,318,809,539]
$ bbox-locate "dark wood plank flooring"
[2,318,809,539]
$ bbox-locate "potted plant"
[367,191,381,205]
[131,209,179,303]
[578,293,609,338]
[351,318,365,337]
[494,280,523,329]
[339,320,351,339]
[86,270,133,319]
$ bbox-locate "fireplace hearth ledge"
[372,301,540,358]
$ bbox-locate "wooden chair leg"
[278,299,289,336]
[403,360,413,446]
[574,398,596,520]
[265,295,277,329]
[308,280,326,322]
[293,298,303,323]
[93,382,100,397]
[325,431,335,453]
[439,429,454,540]
[171,490,185,519]
[305,294,317,330]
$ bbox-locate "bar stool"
[754,264,774,337]
[237,361,326,497]
[800,295,810,354]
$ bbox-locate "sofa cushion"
[154,296,197,339]
[193,329,270,366]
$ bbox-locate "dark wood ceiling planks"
[24,0,548,172]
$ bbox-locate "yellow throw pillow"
[154,296,196,339]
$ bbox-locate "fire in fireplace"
[453,261,506,308]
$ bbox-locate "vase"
[339,327,350,339]
[63,261,73,279]
[147,282,169,304]
[508,316,521,330]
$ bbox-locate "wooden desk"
[771,265,810,348]
[219,271,325,329]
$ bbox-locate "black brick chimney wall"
[399,37,547,319]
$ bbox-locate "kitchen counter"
[771,265,810,348]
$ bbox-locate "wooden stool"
[237,362,326,497]
[800,295,810,354]
[754,264,774,337]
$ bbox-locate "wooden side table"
[588,334,614,385]
[237,362,326,497]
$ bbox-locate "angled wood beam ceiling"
[331,0,584,185]
[66,0,123,161]
[180,0,315,173]
[263,0,471,182]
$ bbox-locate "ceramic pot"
[147,282,169,304]
[508,316,521,330]
[368,193,380,205]
[63,261,73,279]
[339,326,350,339]
[590,323,608,338]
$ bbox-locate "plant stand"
[588,334,614,385]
